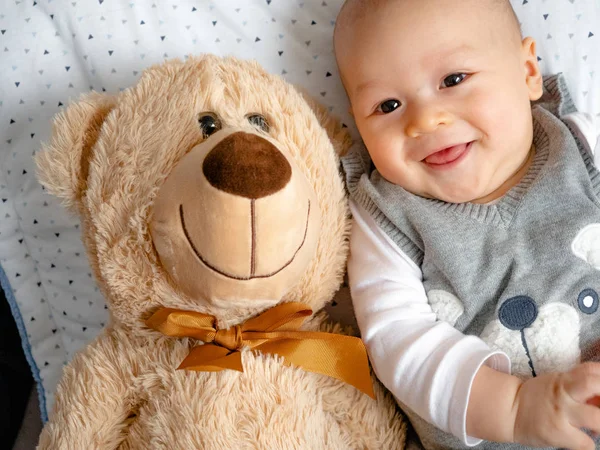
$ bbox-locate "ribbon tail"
[178,345,243,372]
[255,335,375,399]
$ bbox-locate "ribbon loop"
[214,325,243,350]
[145,302,375,398]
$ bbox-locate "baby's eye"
[442,73,468,88]
[377,99,401,114]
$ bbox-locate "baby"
[335,0,600,449]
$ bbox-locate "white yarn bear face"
[427,224,600,380]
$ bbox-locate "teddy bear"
[34,54,407,449]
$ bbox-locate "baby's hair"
[334,0,523,53]
[490,0,523,41]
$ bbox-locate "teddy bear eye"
[247,114,269,133]
[198,112,222,138]
[578,288,599,315]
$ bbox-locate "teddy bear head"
[36,55,351,330]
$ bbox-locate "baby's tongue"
[425,143,467,165]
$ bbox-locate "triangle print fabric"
[0,0,598,420]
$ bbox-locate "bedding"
[0,0,598,420]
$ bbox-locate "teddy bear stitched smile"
[177,131,312,280]
[150,125,321,305]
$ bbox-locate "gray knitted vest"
[342,75,600,449]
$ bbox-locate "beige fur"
[35,55,406,449]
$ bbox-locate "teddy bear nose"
[203,131,292,199]
[498,295,538,330]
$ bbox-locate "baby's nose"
[405,104,453,138]
[498,295,538,330]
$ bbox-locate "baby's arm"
[348,202,509,446]
[562,111,600,166]
[469,363,600,449]
[350,202,600,449]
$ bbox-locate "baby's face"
[336,0,543,203]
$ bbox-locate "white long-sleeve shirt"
[347,112,600,446]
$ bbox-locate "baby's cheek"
[365,132,413,181]
[465,82,529,138]
[469,96,497,130]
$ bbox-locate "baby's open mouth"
[423,141,473,166]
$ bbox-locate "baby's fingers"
[565,363,600,403]
[570,403,600,436]
[558,426,596,450]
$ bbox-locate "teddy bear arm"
[37,329,141,450]
[315,375,406,450]
[311,317,407,449]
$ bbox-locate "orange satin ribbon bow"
[145,302,375,398]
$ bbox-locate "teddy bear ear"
[299,90,352,157]
[572,224,600,270]
[36,92,116,213]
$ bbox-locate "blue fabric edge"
[0,262,48,422]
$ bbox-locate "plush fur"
[35,55,406,449]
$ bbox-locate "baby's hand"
[513,363,600,449]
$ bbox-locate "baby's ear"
[36,92,116,213]
[298,90,352,157]
[522,37,543,101]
